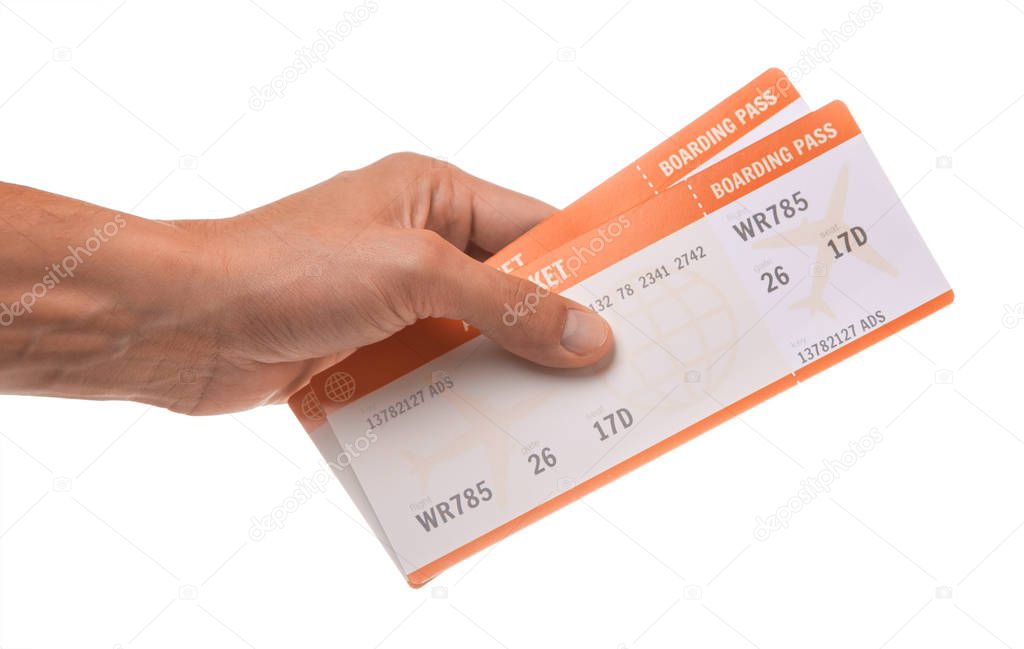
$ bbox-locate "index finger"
[450,167,557,253]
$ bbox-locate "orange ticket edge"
[406,288,954,587]
[289,68,804,427]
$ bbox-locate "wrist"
[125,217,235,411]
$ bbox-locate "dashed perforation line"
[686,181,706,216]
[634,164,660,196]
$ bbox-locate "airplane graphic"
[751,164,897,318]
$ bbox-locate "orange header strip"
[291,101,860,427]
[488,67,803,266]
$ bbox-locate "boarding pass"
[291,90,951,587]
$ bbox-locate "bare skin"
[0,153,613,415]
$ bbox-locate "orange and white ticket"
[298,100,952,586]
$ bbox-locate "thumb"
[414,233,613,368]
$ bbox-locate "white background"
[1,1,1022,647]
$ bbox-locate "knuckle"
[378,151,443,175]
[390,152,458,186]
[501,276,557,333]
[504,277,537,313]
[381,151,422,166]
[377,153,460,209]
[371,152,427,180]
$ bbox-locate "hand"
[0,154,613,414]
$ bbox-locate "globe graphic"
[300,390,325,421]
[324,371,357,403]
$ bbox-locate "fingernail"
[561,308,608,355]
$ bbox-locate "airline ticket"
[291,85,952,586]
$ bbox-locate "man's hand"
[0,154,613,414]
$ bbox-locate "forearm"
[0,182,215,408]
